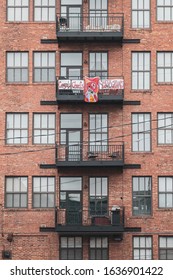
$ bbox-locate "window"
[7,52,28,83]
[60,52,82,79]
[133,236,152,259]
[159,236,173,259]
[7,0,29,22]
[132,113,151,152]
[60,114,82,144]
[158,177,173,208]
[89,52,108,78]
[6,113,28,144]
[60,177,82,208]
[157,52,173,83]
[33,52,55,82]
[34,0,55,21]
[89,0,108,29]
[33,113,55,144]
[157,0,173,21]
[60,237,82,260]
[60,177,82,224]
[60,1,82,31]
[132,52,150,90]
[89,114,108,151]
[89,177,108,215]
[132,0,150,28]
[33,177,55,208]
[5,177,28,208]
[132,177,152,216]
[60,114,82,161]
[90,237,108,260]
[158,113,173,144]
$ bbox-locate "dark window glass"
[132,177,152,215]
[159,237,173,259]
[89,177,108,215]
[90,237,108,260]
[60,237,82,260]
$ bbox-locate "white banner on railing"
[58,79,124,91]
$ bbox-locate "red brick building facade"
[0,0,173,260]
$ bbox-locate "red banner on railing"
[84,77,99,102]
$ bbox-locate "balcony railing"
[55,207,125,235]
[56,76,124,103]
[56,14,124,42]
[55,142,124,167]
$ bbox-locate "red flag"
[84,77,99,102]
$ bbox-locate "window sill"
[6,83,29,85]
[156,21,173,24]
[4,208,55,211]
[5,144,55,147]
[6,82,55,86]
[157,208,173,211]
[129,28,152,32]
[130,152,153,154]
[129,215,153,219]
[130,90,152,93]
[158,144,173,147]
[155,82,173,86]
[5,21,55,24]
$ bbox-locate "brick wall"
[0,0,173,260]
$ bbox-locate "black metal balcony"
[55,142,124,168]
[55,207,125,236]
[56,77,124,104]
[56,14,124,43]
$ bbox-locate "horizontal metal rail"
[55,207,125,227]
[55,142,124,162]
[56,14,124,33]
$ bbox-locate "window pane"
[61,114,82,128]
[60,177,82,191]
